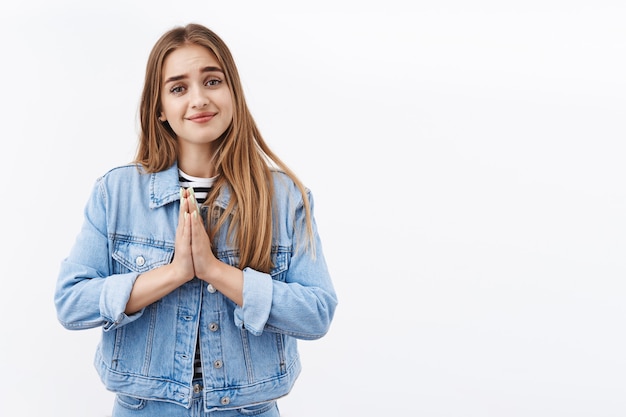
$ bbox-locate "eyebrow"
[164,66,224,85]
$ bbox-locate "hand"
[123,189,196,314]
[185,188,221,283]
[169,188,196,283]
[181,188,244,307]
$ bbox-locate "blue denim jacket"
[54,162,337,411]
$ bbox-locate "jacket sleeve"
[234,189,338,340]
[54,178,143,331]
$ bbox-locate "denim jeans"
[112,380,280,417]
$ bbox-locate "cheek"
[213,88,231,105]
[220,94,234,120]
[160,95,178,114]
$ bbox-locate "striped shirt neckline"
[178,169,217,204]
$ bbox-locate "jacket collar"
[149,161,231,209]
[149,162,181,209]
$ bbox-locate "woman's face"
[159,43,234,148]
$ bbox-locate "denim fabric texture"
[55,162,337,412]
[113,381,280,416]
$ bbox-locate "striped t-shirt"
[179,169,217,380]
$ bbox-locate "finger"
[188,187,199,214]
[190,209,213,279]
[189,210,198,245]
[179,187,186,205]
[190,210,206,238]
[172,209,194,281]
[183,211,191,239]
[176,208,191,251]
[177,188,191,239]
[182,189,191,213]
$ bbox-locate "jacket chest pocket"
[111,237,174,274]
[269,251,289,282]
[217,249,290,281]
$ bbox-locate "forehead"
[162,43,222,76]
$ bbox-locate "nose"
[190,84,209,108]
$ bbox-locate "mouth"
[187,112,217,123]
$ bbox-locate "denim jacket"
[54,162,337,411]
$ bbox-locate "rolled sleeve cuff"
[100,272,143,331]
[234,267,273,336]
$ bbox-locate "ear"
[158,112,167,122]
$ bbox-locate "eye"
[170,85,186,95]
[205,78,222,88]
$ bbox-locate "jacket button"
[209,323,219,332]
[193,383,203,393]
[207,284,217,293]
[135,256,145,267]
[213,359,223,369]
[220,396,230,405]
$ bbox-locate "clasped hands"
[172,187,220,284]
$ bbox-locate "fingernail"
[180,187,184,200]
[193,210,198,219]
[184,212,188,220]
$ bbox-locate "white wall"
[1,1,625,416]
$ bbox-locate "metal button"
[220,396,230,405]
[135,256,145,267]
[209,322,219,332]
[214,359,223,369]
[193,383,202,393]
[207,284,216,293]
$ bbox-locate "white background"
[0,1,625,416]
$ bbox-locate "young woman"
[54,23,337,417]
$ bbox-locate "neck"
[177,141,221,178]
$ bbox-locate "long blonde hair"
[135,23,312,272]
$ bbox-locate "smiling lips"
[187,112,216,123]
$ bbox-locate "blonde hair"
[134,23,312,273]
